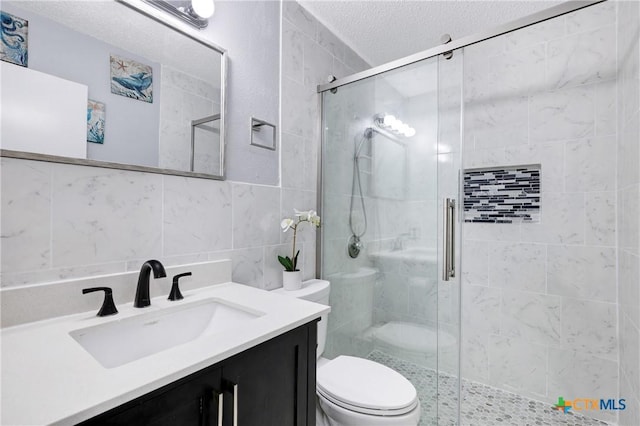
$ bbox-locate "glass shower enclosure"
[319,51,464,425]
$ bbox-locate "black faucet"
[134,259,167,308]
[169,272,192,301]
[82,287,118,317]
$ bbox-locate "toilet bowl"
[316,355,421,426]
[273,280,421,426]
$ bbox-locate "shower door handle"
[443,198,456,281]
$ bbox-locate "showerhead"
[364,127,374,139]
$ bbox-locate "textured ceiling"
[299,0,561,66]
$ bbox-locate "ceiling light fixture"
[142,0,214,29]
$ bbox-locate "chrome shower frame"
[314,1,607,424]
[315,0,605,279]
[316,1,604,94]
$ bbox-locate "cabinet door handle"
[222,379,238,426]
[232,383,238,426]
[212,390,223,426]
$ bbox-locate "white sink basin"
[70,299,264,368]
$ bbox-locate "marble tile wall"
[0,157,292,291]
[617,1,640,425]
[280,1,376,359]
[0,2,367,314]
[461,3,620,423]
[281,0,370,299]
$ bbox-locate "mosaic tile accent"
[464,165,541,224]
[367,350,610,426]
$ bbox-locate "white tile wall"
[617,0,640,423]
[529,85,595,143]
[548,347,618,423]
[500,290,562,345]
[1,160,52,273]
[488,242,546,292]
[280,0,375,358]
[51,165,163,268]
[488,335,547,398]
[163,176,232,255]
[546,245,616,303]
[462,3,624,417]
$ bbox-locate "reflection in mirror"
[370,129,407,200]
[191,114,221,175]
[0,0,226,179]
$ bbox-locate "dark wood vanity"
[80,321,317,426]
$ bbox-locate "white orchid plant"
[279,209,321,272]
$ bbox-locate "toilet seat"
[317,356,418,416]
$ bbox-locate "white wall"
[617,1,640,425]
[203,1,281,185]
[461,3,619,422]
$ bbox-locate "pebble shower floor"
[367,350,610,426]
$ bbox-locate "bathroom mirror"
[0,0,227,179]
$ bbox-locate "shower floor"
[367,350,611,426]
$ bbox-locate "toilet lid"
[317,356,418,415]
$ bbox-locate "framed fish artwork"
[1,11,28,67]
[87,100,106,144]
[109,54,153,103]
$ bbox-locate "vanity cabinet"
[80,321,317,426]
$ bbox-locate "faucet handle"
[168,272,192,301]
[82,287,118,317]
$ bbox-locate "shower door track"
[316,0,605,94]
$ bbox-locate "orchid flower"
[281,218,294,232]
[278,208,321,271]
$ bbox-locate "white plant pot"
[282,270,302,290]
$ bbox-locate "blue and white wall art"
[1,11,28,67]
[109,54,153,103]
[87,100,106,144]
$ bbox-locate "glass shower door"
[320,51,463,425]
[436,51,464,426]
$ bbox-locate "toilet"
[274,279,421,426]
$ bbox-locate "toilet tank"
[273,279,330,358]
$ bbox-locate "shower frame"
[314,0,607,294]
[314,1,608,424]
[316,0,604,94]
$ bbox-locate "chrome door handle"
[212,390,223,426]
[232,383,238,426]
[443,198,456,281]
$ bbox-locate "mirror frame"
[1,0,228,181]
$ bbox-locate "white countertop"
[1,282,329,425]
